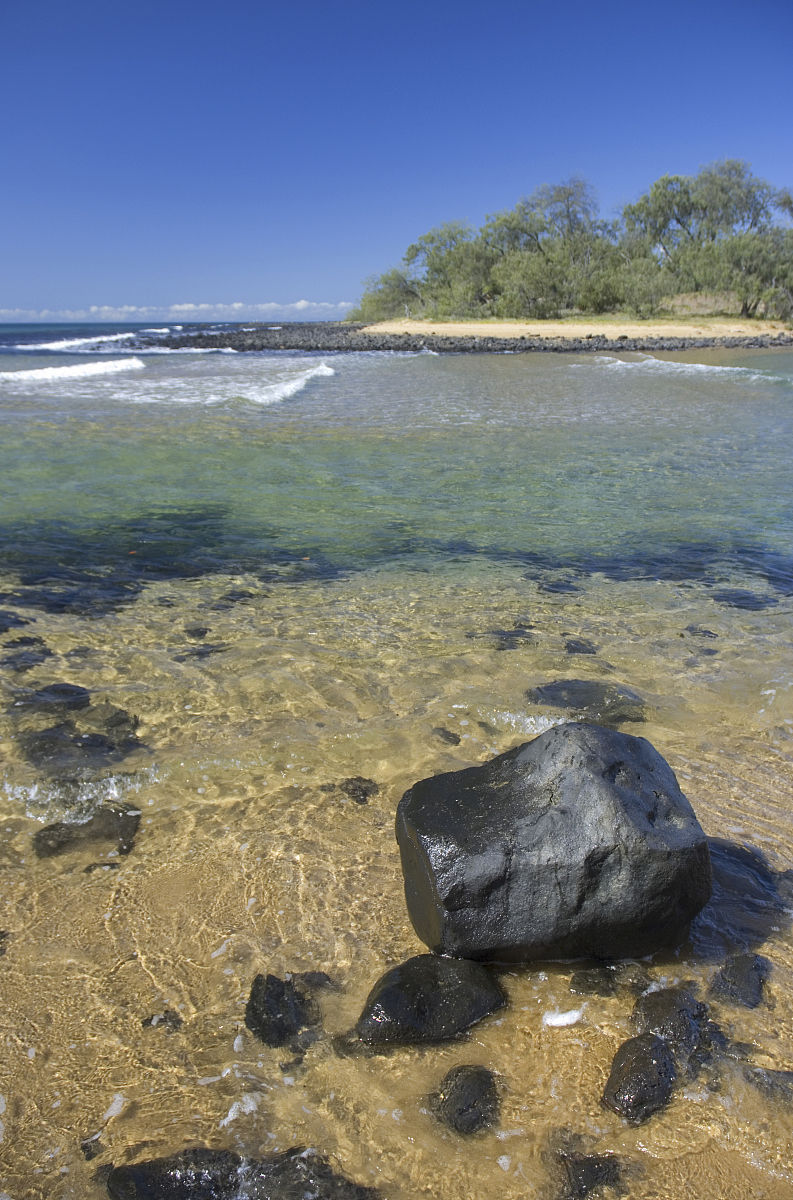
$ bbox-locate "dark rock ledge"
[137,321,793,356]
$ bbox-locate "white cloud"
[0,299,354,323]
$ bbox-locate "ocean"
[1,323,792,1198]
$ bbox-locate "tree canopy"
[348,161,793,322]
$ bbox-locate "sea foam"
[15,332,137,352]
[0,357,145,382]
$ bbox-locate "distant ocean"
[2,322,793,1199]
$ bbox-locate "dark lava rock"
[601,1032,678,1124]
[352,954,506,1046]
[743,1064,793,1103]
[631,987,709,1066]
[1,635,53,672]
[81,1136,106,1161]
[557,1147,623,1199]
[20,682,91,712]
[105,1145,380,1200]
[709,953,771,1008]
[711,588,778,611]
[184,626,209,639]
[433,726,461,745]
[142,1009,183,1032]
[396,722,711,961]
[525,680,645,727]
[428,1064,499,1134]
[245,973,320,1047]
[33,804,141,858]
[18,703,142,773]
[0,609,30,634]
[570,963,652,998]
[538,578,581,594]
[338,777,379,804]
[565,638,598,656]
[172,643,226,662]
[0,930,8,956]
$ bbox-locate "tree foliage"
[347,161,792,322]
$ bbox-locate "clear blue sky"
[3,0,792,321]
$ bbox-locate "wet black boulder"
[601,1032,678,1124]
[105,1145,379,1199]
[245,973,320,1047]
[631,987,710,1068]
[396,722,711,961]
[352,954,506,1046]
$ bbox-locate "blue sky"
[3,0,792,321]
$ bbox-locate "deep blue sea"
[1,322,792,1198]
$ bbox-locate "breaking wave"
[0,357,146,382]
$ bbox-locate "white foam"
[542,1007,585,1027]
[590,354,768,381]
[0,357,145,382]
[15,332,137,351]
[140,327,171,334]
[252,361,334,404]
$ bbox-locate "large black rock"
[601,1032,678,1124]
[105,1145,379,1199]
[396,722,711,961]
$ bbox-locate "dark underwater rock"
[352,955,506,1047]
[105,1145,380,1200]
[711,588,778,610]
[557,1145,623,1199]
[743,1064,793,1104]
[33,804,141,858]
[142,1009,183,1032]
[564,638,597,656]
[601,1032,677,1124]
[338,777,379,804]
[525,680,645,726]
[689,839,791,960]
[709,953,771,1008]
[631,987,709,1068]
[569,963,652,999]
[428,1064,499,1134]
[0,609,31,634]
[433,727,461,745]
[18,702,142,774]
[20,682,91,712]
[245,974,320,1047]
[396,722,711,961]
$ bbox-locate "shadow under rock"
[684,838,793,963]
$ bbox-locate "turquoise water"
[1,329,793,1199]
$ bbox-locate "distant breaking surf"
[0,357,146,382]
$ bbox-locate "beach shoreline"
[144,316,793,355]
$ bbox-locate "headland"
[143,316,793,355]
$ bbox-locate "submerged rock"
[105,1145,380,1199]
[601,1032,677,1124]
[631,987,710,1067]
[557,1147,623,1199]
[18,702,142,774]
[525,680,645,726]
[396,722,711,961]
[338,777,379,804]
[351,955,506,1047]
[428,1064,500,1134]
[709,953,771,1008]
[245,974,320,1047]
[33,804,141,858]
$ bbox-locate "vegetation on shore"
[348,161,793,323]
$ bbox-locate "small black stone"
[245,973,319,1047]
[709,953,771,1009]
[352,954,506,1047]
[81,1137,106,1161]
[601,1032,677,1124]
[429,1064,499,1134]
[338,777,379,804]
[684,625,718,639]
[184,626,209,639]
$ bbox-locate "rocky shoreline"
[138,321,793,355]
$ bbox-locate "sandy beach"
[361,316,792,342]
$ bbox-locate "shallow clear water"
[1,328,792,1198]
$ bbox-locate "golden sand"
[360,316,791,341]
